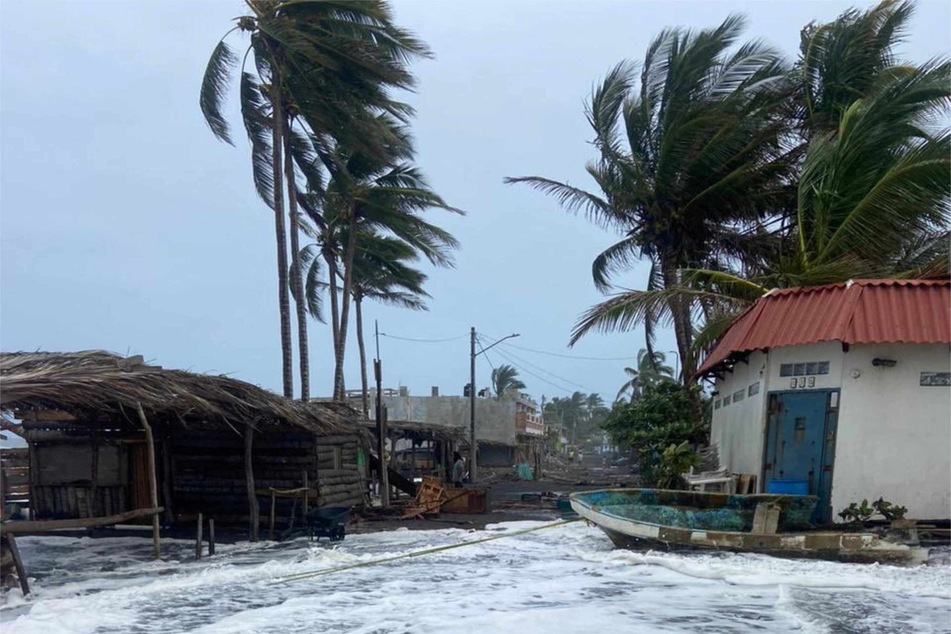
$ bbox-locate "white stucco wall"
[834,343,951,521]
[710,350,768,478]
[711,341,951,521]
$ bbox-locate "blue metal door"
[764,390,838,523]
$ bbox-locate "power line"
[379,332,468,343]
[475,336,498,375]
[496,344,599,394]
[491,346,577,395]
[478,333,636,361]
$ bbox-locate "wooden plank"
[5,534,30,596]
[1,506,164,534]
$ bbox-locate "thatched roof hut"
[0,351,367,542]
[0,350,354,434]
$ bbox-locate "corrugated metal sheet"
[697,279,951,376]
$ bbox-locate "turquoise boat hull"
[569,488,926,565]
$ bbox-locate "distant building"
[369,386,543,467]
[698,279,950,523]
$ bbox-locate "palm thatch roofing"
[0,351,358,436]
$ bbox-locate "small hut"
[0,351,367,542]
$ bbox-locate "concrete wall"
[834,343,951,521]
[710,349,769,479]
[712,341,951,521]
[372,394,517,445]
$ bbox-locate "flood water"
[2,521,949,633]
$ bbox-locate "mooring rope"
[270,517,581,585]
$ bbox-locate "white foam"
[1,522,948,633]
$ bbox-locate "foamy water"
[2,521,949,633]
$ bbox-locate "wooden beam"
[90,427,99,518]
[4,534,30,596]
[244,424,259,542]
[1,506,164,534]
[135,402,161,560]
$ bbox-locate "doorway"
[763,390,839,523]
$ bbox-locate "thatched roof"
[0,351,358,436]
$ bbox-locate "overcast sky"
[2,0,948,404]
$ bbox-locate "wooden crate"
[441,487,490,514]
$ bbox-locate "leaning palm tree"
[491,365,526,398]
[351,234,431,416]
[506,16,791,389]
[200,0,429,398]
[319,140,462,400]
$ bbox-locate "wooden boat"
[569,488,927,565]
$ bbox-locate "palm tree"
[491,365,526,398]
[314,138,461,400]
[506,16,791,389]
[200,0,429,399]
[645,2,951,354]
[352,234,431,416]
[616,349,675,403]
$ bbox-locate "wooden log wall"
[170,428,365,526]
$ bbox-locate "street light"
[470,328,520,484]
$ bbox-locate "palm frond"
[200,38,239,145]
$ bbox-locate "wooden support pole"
[161,436,175,524]
[269,490,276,541]
[5,534,30,597]
[195,512,203,560]
[245,424,259,542]
[208,518,215,556]
[90,426,99,518]
[302,470,309,518]
[135,402,161,560]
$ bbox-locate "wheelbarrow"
[306,507,350,542]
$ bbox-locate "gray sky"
[2,0,948,404]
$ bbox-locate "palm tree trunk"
[283,124,309,401]
[324,248,341,350]
[661,258,702,422]
[333,209,358,400]
[270,82,293,399]
[355,294,369,417]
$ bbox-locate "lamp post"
[470,328,520,484]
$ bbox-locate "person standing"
[451,452,465,488]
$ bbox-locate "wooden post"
[90,426,99,518]
[244,424,259,542]
[135,402,161,560]
[195,512,203,560]
[208,518,215,556]
[5,534,30,596]
[161,436,175,524]
[302,470,309,518]
[269,490,276,540]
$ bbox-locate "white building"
[698,279,950,523]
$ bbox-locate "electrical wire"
[477,332,636,361]
[490,345,578,395]
[379,333,468,343]
[496,343,599,394]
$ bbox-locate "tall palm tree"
[616,349,675,403]
[506,16,791,390]
[200,0,429,399]
[491,365,526,398]
[352,234,431,416]
[644,2,951,355]
[317,143,462,400]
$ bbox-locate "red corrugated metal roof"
[697,279,951,376]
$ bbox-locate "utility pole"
[375,320,389,507]
[469,329,521,485]
[469,326,477,484]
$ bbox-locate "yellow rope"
[271,518,581,585]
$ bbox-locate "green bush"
[601,382,707,487]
